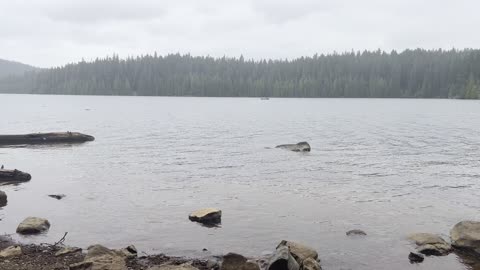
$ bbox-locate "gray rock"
[408,252,424,263]
[148,265,199,270]
[69,261,93,270]
[16,217,50,234]
[82,244,127,270]
[55,246,82,257]
[276,240,318,264]
[189,208,222,225]
[206,259,219,269]
[0,190,7,207]
[119,245,137,258]
[346,229,367,236]
[302,257,322,270]
[0,246,22,258]
[407,233,451,255]
[243,260,261,270]
[221,253,251,270]
[275,142,311,152]
[85,244,115,260]
[451,221,480,254]
[48,194,66,200]
[267,245,300,270]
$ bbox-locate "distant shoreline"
[0,92,477,100]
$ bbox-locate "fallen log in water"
[0,169,31,182]
[0,132,94,145]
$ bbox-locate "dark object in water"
[346,229,367,236]
[275,142,311,152]
[0,190,7,207]
[261,97,270,100]
[188,208,222,225]
[48,194,66,200]
[408,252,424,263]
[0,132,94,146]
[0,169,31,182]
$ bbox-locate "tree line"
[1,49,479,99]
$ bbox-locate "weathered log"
[0,169,31,182]
[0,132,94,145]
[275,142,311,152]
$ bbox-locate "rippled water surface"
[1,95,480,270]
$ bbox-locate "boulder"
[16,217,50,234]
[346,229,367,236]
[55,246,82,257]
[0,246,22,258]
[221,253,247,270]
[0,190,6,207]
[206,259,219,269]
[148,265,199,270]
[275,142,311,152]
[408,252,424,263]
[82,244,127,270]
[276,240,318,264]
[85,244,115,259]
[301,258,321,270]
[69,261,93,270]
[189,208,222,225]
[243,260,261,270]
[267,245,300,270]
[119,245,137,258]
[451,221,480,254]
[220,253,260,270]
[407,233,451,255]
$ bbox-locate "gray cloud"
[252,0,341,24]
[0,0,479,67]
[44,0,167,23]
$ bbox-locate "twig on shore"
[53,232,68,246]
[40,232,68,248]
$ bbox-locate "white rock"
[0,246,22,258]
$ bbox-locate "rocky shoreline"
[1,201,480,269]
[1,208,480,269]
[0,235,215,270]
[1,221,480,270]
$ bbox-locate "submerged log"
[0,132,94,145]
[0,169,32,182]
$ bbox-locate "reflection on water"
[0,95,480,270]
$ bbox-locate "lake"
[0,94,479,270]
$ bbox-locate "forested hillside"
[1,49,479,98]
[0,59,36,79]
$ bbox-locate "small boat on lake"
[0,169,31,182]
[0,132,94,145]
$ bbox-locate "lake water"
[0,94,480,270]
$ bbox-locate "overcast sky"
[1,0,479,67]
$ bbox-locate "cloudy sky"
[1,0,479,67]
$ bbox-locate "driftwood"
[41,232,68,248]
[0,169,32,182]
[0,132,94,145]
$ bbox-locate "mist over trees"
[1,49,479,99]
[0,59,36,79]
